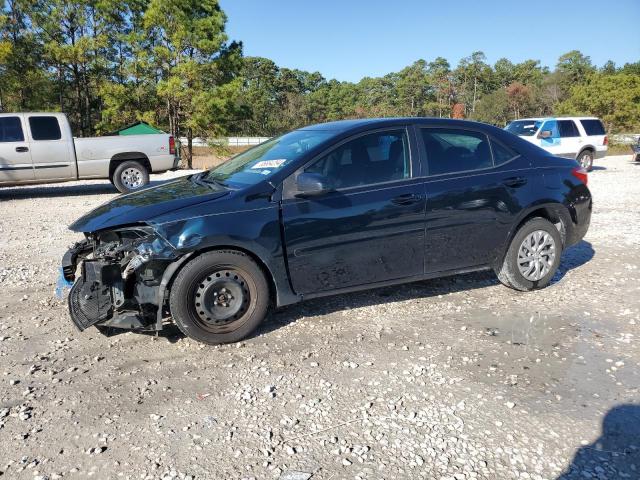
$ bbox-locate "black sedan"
[62,118,592,345]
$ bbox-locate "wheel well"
[166,246,278,307]
[109,153,151,180]
[577,146,594,158]
[494,206,569,269]
[514,207,568,246]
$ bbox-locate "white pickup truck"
[0,112,178,193]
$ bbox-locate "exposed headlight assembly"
[119,231,177,278]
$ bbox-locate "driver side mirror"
[295,173,334,197]
[538,130,552,139]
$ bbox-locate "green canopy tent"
[108,121,164,136]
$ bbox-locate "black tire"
[169,250,270,345]
[111,160,149,193]
[495,217,563,292]
[577,150,594,171]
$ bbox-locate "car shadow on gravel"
[0,177,184,200]
[557,404,640,480]
[100,240,595,343]
[258,240,596,340]
[551,240,595,284]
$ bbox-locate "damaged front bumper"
[62,227,184,332]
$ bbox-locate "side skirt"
[300,264,492,301]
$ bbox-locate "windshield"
[505,120,542,137]
[204,130,335,188]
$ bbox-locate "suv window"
[0,117,25,142]
[505,120,542,136]
[304,130,410,189]
[421,128,492,175]
[558,120,580,138]
[580,119,606,136]
[540,120,560,140]
[28,116,62,141]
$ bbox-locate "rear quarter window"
[580,119,606,136]
[28,116,62,141]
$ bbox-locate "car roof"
[300,117,497,134]
[513,116,601,122]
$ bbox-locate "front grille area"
[68,262,115,331]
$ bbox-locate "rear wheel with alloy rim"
[169,250,270,344]
[577,150,594,171]
[112,160,150,193]
[495,217,563,291]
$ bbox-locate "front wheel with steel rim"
[112,160,150,193]
[495,217,563,291]
[577,150,594,171]
[169,250,270,345]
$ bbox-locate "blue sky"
[219,0,640,82]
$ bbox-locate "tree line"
[1,0,639,166]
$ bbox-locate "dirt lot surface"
[0,157,638,480]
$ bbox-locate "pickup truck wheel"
[169,251,270,345]
[112,161,149,193]
[495,217,563,291]
[577,150,594,171]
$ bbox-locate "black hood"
[69,175,228,233]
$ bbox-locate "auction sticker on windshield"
[251,159,287,169]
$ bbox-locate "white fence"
[179,136,271,148]
[611,134,640,145]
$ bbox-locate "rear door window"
[28,116,62,141]
[580,119,606,136]
[0,117,25,142]
[558,120,581,138]
[421,128,492,175]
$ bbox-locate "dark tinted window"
[28,116,62,140]
[421,128,492,175]
[491,139,519,164]
[558,120,580,137]
[0,117,25,142]
[305,130,409,189]
[580,119,606,136]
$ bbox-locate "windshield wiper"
[200,176,228,188]
[189,172,227,189]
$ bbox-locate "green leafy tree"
[454,51,492,115]
[472,88,510,126]
[555,50,596,99]
[0,0,54,112]
[557,73,640,132]
[144,0,239,166]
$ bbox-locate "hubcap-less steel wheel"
[517,230,556,281]
[194,269,251,333]
[121,167,144,189]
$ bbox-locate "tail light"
[169,136,176,155]
[603,135,608,146]
[572,166,588,186]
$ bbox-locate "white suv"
[505,117,607,171]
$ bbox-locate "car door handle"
[502,176,527,188]
[391,193,423,206]
[15,146,29,153]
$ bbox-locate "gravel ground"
[0,158,638,480]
